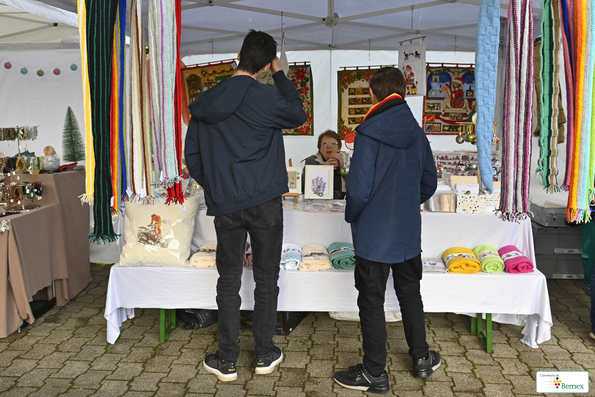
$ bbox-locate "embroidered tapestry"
[399,39,427,96]
[259,64,314,135]
[181,60,236,124]
[337,68,378,139]
[423,65,476,135]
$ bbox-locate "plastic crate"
[535,253,584,279]
[531,222,582,255]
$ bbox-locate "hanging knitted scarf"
[497,0,534,222]
[77,0,95,204]
[128,0,153,201]
[566,0,595,222]
[474,0,500,194]
[560,0,576,190]
[166,0,185,205]
[149,0,180,197]
[537,0,562,192]
[83,0,119,243]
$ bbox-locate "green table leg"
[160,309,177,343]
[460,313,493,353]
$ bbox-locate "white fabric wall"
[0,43,83,161]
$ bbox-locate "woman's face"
[320,136,340,161]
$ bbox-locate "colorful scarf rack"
[474,0,500,194]
[497,0,534,222]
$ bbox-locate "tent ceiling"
[2,0,543,55]
[0,4,77,43]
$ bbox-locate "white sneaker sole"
[203,360,238,381]
[255,351,283,374]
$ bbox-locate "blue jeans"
[355,254,429,376]
[213,196,283,362]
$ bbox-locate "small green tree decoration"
[62,106,85,163]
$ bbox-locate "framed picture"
[304,165,334,200]
[287,167,302,194]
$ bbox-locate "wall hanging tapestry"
[399,38,427,97]
[259,63,313,136]
[497,0,534,222]
[181,60,236,125]
[337,67,380,139]
[423,64,476,136]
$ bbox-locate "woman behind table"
[302,129,347,199]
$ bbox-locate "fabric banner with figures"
[399,39,426,96]
[423,64,476,135]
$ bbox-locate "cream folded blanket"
[299,243,332,271]
[190,241,217,268]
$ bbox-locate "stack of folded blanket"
[190,241,217,267]
[281,243,302,270]
[442,247,482,274]
[299,243,332,271]
[498,245,534,273]
[327,242,356,269]
[473,244,505,273]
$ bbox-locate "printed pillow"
[118,194,201,266]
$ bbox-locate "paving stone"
[19,343,57,359]
[465,349,497,365]
[554,359,589,372]
[72,345,106,361]
[50,360,91,378]
[306,359,334,378]
[57,337,88,353]
[161,364,198,383]
[422,381,455,397]
[0,386,37,396]
[90,353,126,371]
[334,337,361,352]
[472,365,510,384]
[245,376,278,395]
[482,383,515,397]
[304,377,337,396]
[129,372,168,391]
[29,377,72,397]
[154,382,188,396]
[494,358,530,375]
[172,348,203,366]
[279,367,308,387]
[505,374,539,395]
[570,352,595,368]
[450,372,484,393]
[442,355,473,373]
[105,362,144,381]
[16,368,59,387]
[186,374,218,393]
[308,344,335,360]
[58,389,95,397]
[214,384,247,396]
[0,376,18,392]
[282,350,311,369]
[156,340,187,356]
[120,346,155,363]
[390,371,428,391]
[275,386,307,397]
[95,380,129,396]
[72,369,112,388]
[3,358,40,377]
[435,340,466,355]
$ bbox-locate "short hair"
[237,30,277,75]
[369,67,407,101]
[317,130,342,150]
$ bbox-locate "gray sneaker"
[255,346,283,374]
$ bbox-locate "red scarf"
[363,93,403,122]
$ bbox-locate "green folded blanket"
[328,242,355,269]
[473,244,504,273]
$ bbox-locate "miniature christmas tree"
[62,106,85,163]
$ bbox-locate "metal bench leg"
[160,309,177,343]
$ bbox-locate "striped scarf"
[81,0,119,243]
[497,0,534,222]
[537,0,562,192]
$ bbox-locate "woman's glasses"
[321,142,338,146]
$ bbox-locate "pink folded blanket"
[498,245,534,273]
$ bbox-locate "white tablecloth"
[105,211,551,347]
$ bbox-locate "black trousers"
[355,254,429,375]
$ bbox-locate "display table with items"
[0,169,91,338]
[105,208,552,351]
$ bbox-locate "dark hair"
[369,67,406,101]
[317,130,342,150]
[237,30,277,75]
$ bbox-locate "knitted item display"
[537,0,562,192]
[474,0,500,194]
[83,0,119,243]
[560,0,575,190]
[497,0,534,222]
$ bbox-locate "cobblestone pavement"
[0,264,593,396]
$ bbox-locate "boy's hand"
[270,57,281,74]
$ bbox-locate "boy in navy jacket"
[334,67,439,394]
[185,30,306,382]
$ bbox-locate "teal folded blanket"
[328,242,355,269]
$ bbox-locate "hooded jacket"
[345,99,437,264]
[184,71,307,216]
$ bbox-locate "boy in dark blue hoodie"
[185,30,306,382]
[334,67,439,394]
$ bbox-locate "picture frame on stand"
[304,165,333,200]
[286,167,302,194]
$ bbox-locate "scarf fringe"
[494,209,533,223]
[79,193,94,205]
[89,232,120,244]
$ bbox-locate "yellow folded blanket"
[442,247,481,274]
[190,241,217,268]
[300,243,332,271]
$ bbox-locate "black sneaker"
[333,364,390,394]
[412,350,441,378]
[203,352,237,381]
[255,346,283,374]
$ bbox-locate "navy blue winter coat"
[345,100,437,264]
[184,71,306,216]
